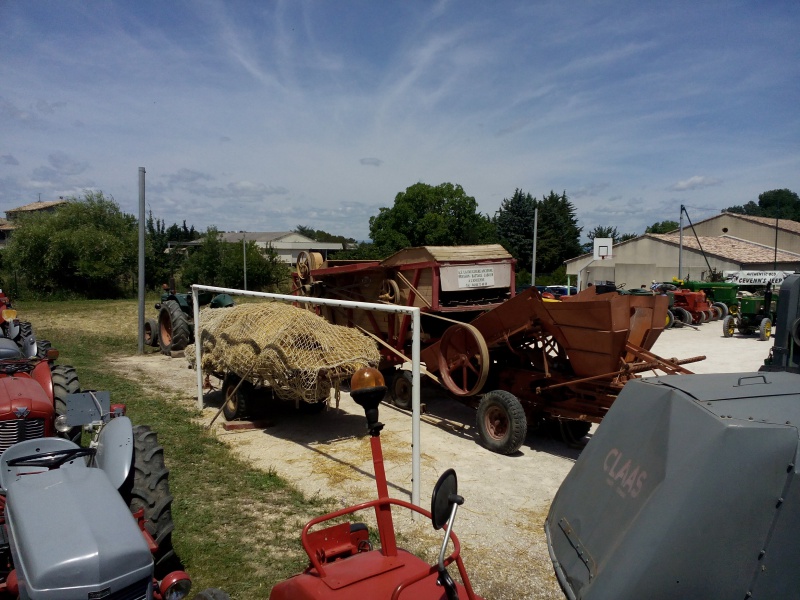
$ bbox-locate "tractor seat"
[0,338,23,360]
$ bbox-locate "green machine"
[723,283,777,341]
[678,279,739,317]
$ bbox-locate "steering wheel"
[7,447,96,469]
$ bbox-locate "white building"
[566,213,800,290]
[218,231,344,265]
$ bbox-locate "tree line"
[2,185,797,299]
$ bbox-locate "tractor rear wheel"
[476,390,527,455]
[52,364,81,443]
[222,372,253,421]
[121,425,177,578]
[759,318,772,341]
[158,300,191,355]
[143,318,159,347]
[722,315,736,338]
[390,370,413,410]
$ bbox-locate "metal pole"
[678,204,684,279]
[532,207,538,285]
[774,212,779,271]
[242,235,247,290]
[137,167,146,354]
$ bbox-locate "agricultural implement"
[270,367,482,600]
[546,273,800,599]
[294,246,703,454]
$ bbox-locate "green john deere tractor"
[722,284,777,341]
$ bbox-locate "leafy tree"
[724,189,800,221]
[645,220,679,234]
[5,191,138,298]
[619,232,637,242]
[581,225,637,253]
[179,228,290,290]
[367,182,496,256]
[146,214,200,289]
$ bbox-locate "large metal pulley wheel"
[378,278,400,304]
[296,251,323,281]
[436,323,490,397]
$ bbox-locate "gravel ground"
[116,316,775,599]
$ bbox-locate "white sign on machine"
[458,266,496,288]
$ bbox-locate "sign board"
[723,271,795,286]
[440,264,510,291]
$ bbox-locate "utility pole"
[678,205,684,280]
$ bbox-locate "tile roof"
[219,231,295,243]
[722,212,800,235]
[6,200,67,213]
[648,233,800,264]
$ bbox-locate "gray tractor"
[0,390,228,600]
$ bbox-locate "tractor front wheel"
[759,318,772,341]
[121,425,177,578]
[722,315,736,338]
[476,390,527,455]
[144,318,159,347]
[665,310,675,329]
[712,302,729,318]
[52,364,81,443]
[675,307,693,325]
[158,300,191,355]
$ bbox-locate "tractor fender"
[5,320,19,340]
[95,415,135,490]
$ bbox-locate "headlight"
[1,309,17,321]
[54,414,71,433]
[160,572,192,600]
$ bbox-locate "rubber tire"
[121,425,177,578]
[158,300,191,354]
[36,338,52,360]
[476,390,527,455]
[16,321,33,347]
[792,317,800,347]
[222,372,253,421]
[711,306,723,321]
[665,310,674,329]
[676,307,693,325]
[722,315,735,338]
[713,302,729,318]
[390,370,413,410]
[759,318,772,341]
[143,317,159,347]
[193,590,232,600]
[548,419,592,445]
[51,364,81,443]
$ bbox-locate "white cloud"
[669,176,723,192]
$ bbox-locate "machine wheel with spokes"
[722,315,736,338]
[759,318,772,341]
[436,323,490,397]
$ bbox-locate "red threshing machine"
[293,246,704,454]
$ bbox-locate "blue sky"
[1,1,798,241]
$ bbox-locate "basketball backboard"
[593,237,613,260]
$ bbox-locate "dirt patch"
[111,320,773,599]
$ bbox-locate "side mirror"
[431,468,458,530]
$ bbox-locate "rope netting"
[186,302,380,403]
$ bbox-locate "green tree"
[724,189,800,221]
[146,214,201,289]
[493,189,537,272]
[645,220,679,234]
[180,228,290,290]
[532,191,583,273]
[293,225,357,248]
[5,191,138,298]
[368,182,496,256]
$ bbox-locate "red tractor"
[270,368,483,600]
[0,336,80,450]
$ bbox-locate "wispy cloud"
[669,176,723,192]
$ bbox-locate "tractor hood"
[6,467,153,597]
[0,375,53,420]
[546,371,800,600]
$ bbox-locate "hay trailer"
[295,247,703,454]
